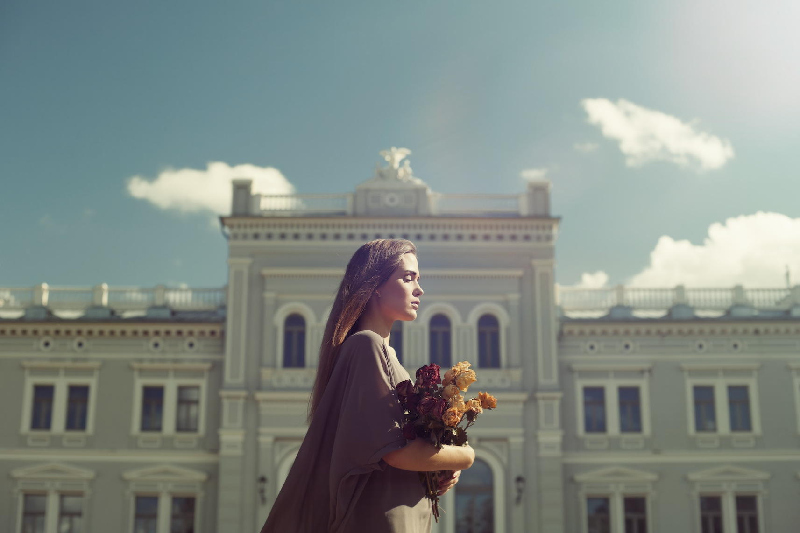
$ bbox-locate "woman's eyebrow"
[404,270,419,277]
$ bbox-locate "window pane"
[477,314,500,368]
[618,387,642,433]
[389,321,403,364]
[283,314,306,367]
[23,494,47,533]
[623,497,647,533]
[728,386,752,432]
[455,459,493,533]
[31,385,54,430]
[700,496,723,533]
[171,497,196,533]
[429,314,452,367]
[735,496,759,533]
[59,494,83,533]
[66,385,90,431]
[134,496,159,533]
[176,385,200,432]
[587,497,610,533]
[583,387,606,433]
[141,386,164,432]
[693,386,716,432]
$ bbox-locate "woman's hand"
[437,470,461,496]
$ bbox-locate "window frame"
[20,363,100,436]
[688,465,768,533]
[573,367,651,438]
[272,302,317,369]
[130,364,210,437]
[682,364,761,437]
[11,463,94,533]
[575,466,657,533]
[123,465,206,533]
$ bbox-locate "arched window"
[477,314,500,368]
[389,321,403,364]
[429,314,452,368]
[456,458,494,533]
[283,314,305,367]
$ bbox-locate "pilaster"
[224,257,253,386]
[531,259,558,387]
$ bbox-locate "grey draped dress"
[260,329,431,533]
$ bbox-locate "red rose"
[417,395,439,416]
[430,398,447,419]
[402,422,417,440]
[396,380,414,403]
[415,364,441,389]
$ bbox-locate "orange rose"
[455,369,477,391]
[449,394,466,412]
[442,384,460,400]
[467,398,483,414]
[478,391,497,409]
[442,407,462,427]
[442,369,456,387]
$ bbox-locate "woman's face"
[376,252,424,322]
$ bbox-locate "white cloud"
[627,212,800,287]
[573,142,599,153]
[574,271,610,288]
[127,162,295,215]
[581,98,734,171]
[520,168,548,181]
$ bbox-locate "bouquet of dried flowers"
[395,361,498,522]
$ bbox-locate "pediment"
[574,466,658,484]
[12,462,95,480]
[687,465,770,482]
[122,465,207,482]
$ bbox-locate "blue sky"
[2,0,799,289]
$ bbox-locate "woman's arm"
[383,438,475,472]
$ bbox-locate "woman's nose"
[415,284,424,296]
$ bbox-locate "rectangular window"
[134,496,159,533]
[735,495,759,533]
[699,496,723,533]
[728,386,752,432]
[618,387,642,433]
[141,386,164,432]
[170,496,196,533]
[586,497,610,533]
[58,494,84,533]
[31,385,54,430]
[583,387,606,433]
[66,385,90,431]
[176,386,200,433]
[623,497,647,533]
[693,386,716,432]
[22,494,47,533]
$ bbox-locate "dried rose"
[396,380,414,402]
[402,422,417,440]
[415,364,441,389]
[417,395,440,416]
[430,398,447,419]
[455,369,477,391]
[442,407,462,427]
[478,391,497,409]
[442,368,456,387]
[467,398,483,414]
[442,384,460,400]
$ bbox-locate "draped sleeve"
[260,330,411,533]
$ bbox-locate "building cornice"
[561,321,800,338]
[222,216,557,246]
[0,323,223,339]
[261,267,524,279]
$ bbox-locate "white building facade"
[2,150,800,532]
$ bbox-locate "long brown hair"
[309,239,417,420]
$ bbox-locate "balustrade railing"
[258,194,353,216]
[431,193,523,216]
[0,284,227,316]
[557,285,800,314]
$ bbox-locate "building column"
[535,391,565,532]
[217,390,247,531]
[531,259,558,387]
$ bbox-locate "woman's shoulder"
[342,329,384,353]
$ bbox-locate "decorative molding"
[0,324,223,339]
[571,363,653,373]
[130,362,212,372]
[574,466,658,484]
[687,464,770,482]
[562,322,800,338]
[680,363,761,372]
[21,361,102,370]
[12,462,95,480]
[122,464,208,482]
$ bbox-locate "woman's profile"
[260,239,475,533]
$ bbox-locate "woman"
[260,239,475,533]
